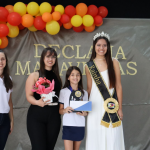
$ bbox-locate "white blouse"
[0,77,12,113]
[59,88,88,127]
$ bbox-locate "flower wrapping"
[41,91,58,103]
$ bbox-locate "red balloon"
[57,20,62,27]
[73,25,84,32]
[87,5,98,17]
[60,14,70,24]
[42,28,47,32]
[34,16,46,30]
[0,7,9,22]
[96,21,103,27]
[98,6,108,18]
[94,15,103,25]
[0,24,9,37]
[51,6,55,13]
[65,5,76,18]
[18,23,25,30]
[7,12,22,26]
[0,21,6,24]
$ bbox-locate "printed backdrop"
[3,18,150,150]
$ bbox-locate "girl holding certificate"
[59,66,88,150]
[0,50,13,150]
[85,32,125,150]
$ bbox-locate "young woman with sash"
[85,32,125,150]
[0,50,13,150]
[26,47,62,150]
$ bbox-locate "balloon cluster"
[0,2,108,49]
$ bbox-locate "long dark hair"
[0,50,13,92]
[63,66,84,95]
[90,36,116,88]
[39,47,62,87]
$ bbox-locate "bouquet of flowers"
[32,77,57,103]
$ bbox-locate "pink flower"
[32,78,54,94]
[44,80,54,94]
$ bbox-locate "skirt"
[62,126,85,141]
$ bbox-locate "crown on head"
[93,31,110,41]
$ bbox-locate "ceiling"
[1,0,150,18]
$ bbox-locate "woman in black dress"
[26,47,62,150]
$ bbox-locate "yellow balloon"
[46,20,60,35]
[0,39,2,46]
[54,5,64,15]
[27,2,39,16]
[71,15,82,27]
[35,12,41,17]
[7,23,19,38]
[14,2,26,16]
[40,2,52,15]
[83,15,94,27]
[28,25,37,32]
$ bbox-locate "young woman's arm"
[113,59,123,120]
[25,72,50,107]
[85,65,92,97]
[8,93,13,134]
[59,104,73,114]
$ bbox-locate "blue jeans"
[0,113,10,150]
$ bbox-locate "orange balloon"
[63,21,72,29]
[84,23,95,32]
[96,21,103,27]
[0,21,6,24]
[22,14,34,27]
[76,3,88,17]
[5,5,14,13]
[0,37,8,49]
[42,12,52,22]
[52,11,61,21]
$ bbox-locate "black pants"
[27,105,61,150]
[0,113,10,150]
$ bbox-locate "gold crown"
[93,31,110,41]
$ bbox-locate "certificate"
[70,101,92,112]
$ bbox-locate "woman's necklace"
[95,58,106,66]
[95,58,105,60]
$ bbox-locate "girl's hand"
[118,108,123,120]
[76,111,88,116]
[9,121,13,134]
[36,97,50,107]
[64,107,73,114]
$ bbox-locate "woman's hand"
[118,108,123,120]
[9,121,13,134]
[36,97,50,107]
[76,111,88,116]
[64,107,73,114]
